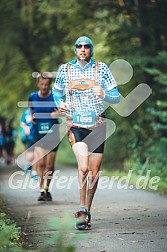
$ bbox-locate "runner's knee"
[88,170,100,181]
[80,166,89,176]
[38,162,45,171]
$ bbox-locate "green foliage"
[146,51,167,138]
[124,138,167,193]
[57,136,77,166]
[0,212,22,252]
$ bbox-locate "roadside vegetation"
[0,197,23,252]
[0,198,80,251]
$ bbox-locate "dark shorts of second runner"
[67,124,106,153]
[34,133,60,152]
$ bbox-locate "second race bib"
[38,122,53,134]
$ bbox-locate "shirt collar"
[68,58,95,70]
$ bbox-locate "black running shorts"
[67,124,106,153]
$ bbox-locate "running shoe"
[24,166,32,174]
[38,191,46,201]
[31,170,38,181]
[86,211,91,230]
[75,207,91,230]
[45,190,52,201]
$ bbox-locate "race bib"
[38,122,53,134]
[73,111,96,127]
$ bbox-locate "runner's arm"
[52,87,64,108]
[103,86,120,104]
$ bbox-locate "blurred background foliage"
[0,0,166,191]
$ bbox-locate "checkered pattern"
[54,59,117,116]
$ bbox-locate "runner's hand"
[59,102,68,114]
[51,110,60,118]
[93,86,105,98]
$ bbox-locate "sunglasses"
[76,44,91,49]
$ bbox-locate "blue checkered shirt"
[53,58,117,116]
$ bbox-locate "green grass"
[56,136,77,166]
[0,197,23,252]
[101,166,166,193]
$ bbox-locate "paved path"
[0,164,167,252]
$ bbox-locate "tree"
[0,0,65,117]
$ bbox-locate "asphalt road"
[0,163,167,252]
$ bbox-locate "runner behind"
[20,108,38,180]
[29,74,60,201]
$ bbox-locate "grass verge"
[101,167,166,194]
[0,198,81,252]
[0,197,23,252]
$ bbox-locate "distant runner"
[3,121,17,165]
[20,108,38,180]
[29,74,60,201]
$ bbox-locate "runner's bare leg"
[72,142,89,207]
[45,151,56,188]
[86,152,103,211]
[34,147,46,189]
